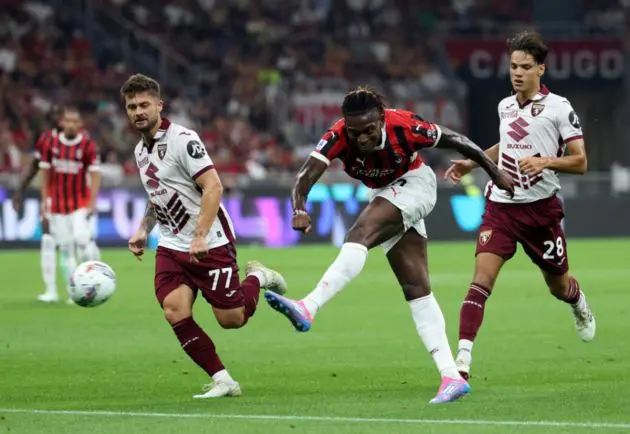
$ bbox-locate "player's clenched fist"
[128,229,148,261]
[444,159,475,184]
[292,209,311,233]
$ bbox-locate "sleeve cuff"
[192,165,214,180]
[309,151,331,166]
[39,162,51,169]
[564,135,583,144]
[431,124,443,148]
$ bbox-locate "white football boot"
[193,381,242,399]
[246,261,287,295]
[571,292,596,342]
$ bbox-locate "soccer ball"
[69,261,117,307]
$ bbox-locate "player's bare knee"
[472,270,498,291]
[215,309,245,329]
[402,283,431,301]
[163,301,192,325]
[345,222,385,248]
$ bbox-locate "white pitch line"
[0,408,629,430]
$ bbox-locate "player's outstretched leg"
[265,198,404,332]
[456,252,505,380]
[265,241,368,332]
[386,229,470,404]
[37,230,58,303]
[544,272,595,342]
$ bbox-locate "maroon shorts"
[476,195,569,275]
[155,243,244,309]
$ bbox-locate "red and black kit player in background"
[445,31,595,381]
[39,107,102,304]
[12,105,63,303]
[264,86,514,404]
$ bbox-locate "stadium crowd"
[0,0,629,184]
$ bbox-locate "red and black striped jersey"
[310,109,442,188]
[39,133,100,214]
[33,128,58,161]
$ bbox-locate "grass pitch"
[1,239,629,433]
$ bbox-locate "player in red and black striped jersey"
[264,86,514,404]
[39,107,102,303]
[12,105,63,303]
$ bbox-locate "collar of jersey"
[513,85,550,108]
[143,118,171,149]
[373,125,387,150]
[59,133,83,146]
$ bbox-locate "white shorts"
[368,164,437,253]
[51,208,93,246]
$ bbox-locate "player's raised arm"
[435,126,514,196]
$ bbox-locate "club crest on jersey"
[479,230,492,246]
[531,103,545,117]
[157,142,167,159]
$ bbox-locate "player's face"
[125,92,163,133]
[510,51,544,95]
[61,111,82,137]
[344,109,384,153]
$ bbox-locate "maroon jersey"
[39,133,100,214]
[33,128,58,161]
[310,109,441,188]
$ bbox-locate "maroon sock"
[459,283,491,341]
[172,317,224,376]
[241,275,261,322]
[553,276,581,305]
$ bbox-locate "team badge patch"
[157,142,167,159]
[479,230,492,246]
[316,139,327,151]
[531,103,545,117]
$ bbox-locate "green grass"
[1,239,630,433]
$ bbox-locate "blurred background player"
[39,107,102,303]
[445,31,595,381]
[123,74,287,398]
[264,86,514,404]
[12,105,63,302]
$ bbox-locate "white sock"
[88,240,101,261]
[409,294,461,379]
[212,369,235,384]
[76,244,90,264]
[302,242,368,317]
[248,271,267,288]
[41,234,57,295]
[59,245,77,292]
[457,339,473,365]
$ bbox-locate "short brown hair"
[507,31,549,65]
[120,74,161,100]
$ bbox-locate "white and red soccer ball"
[69,261,117,307]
